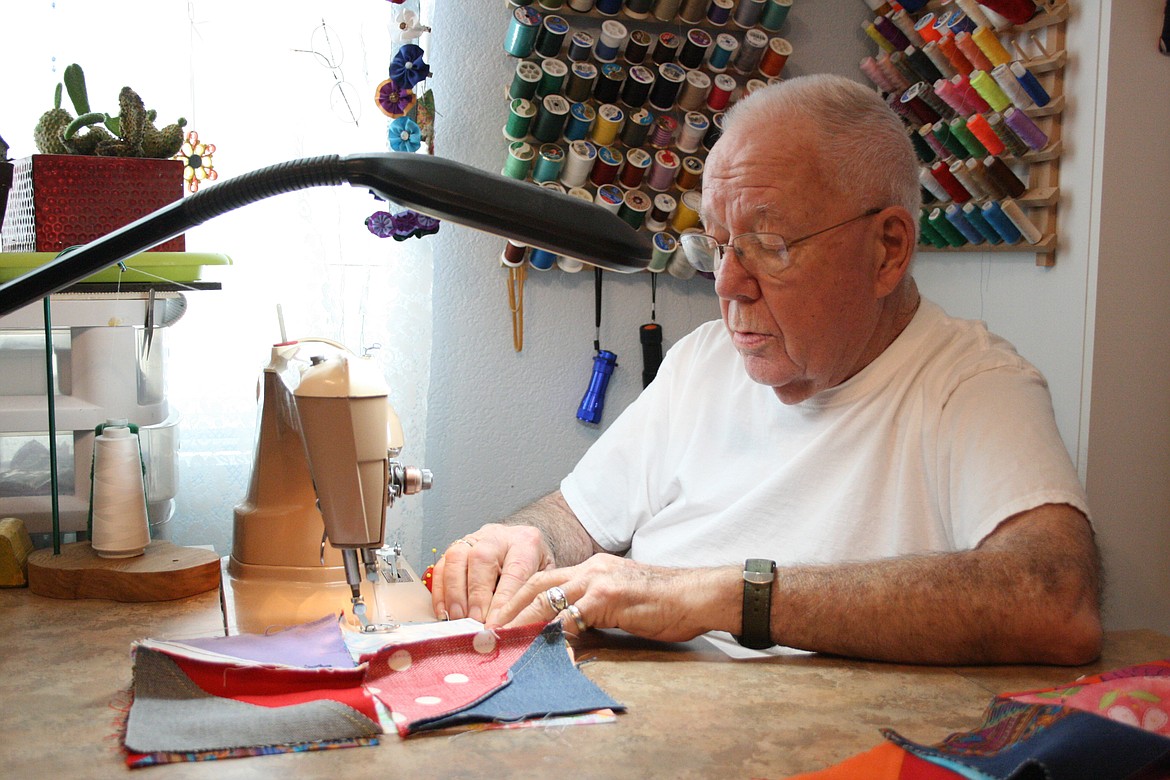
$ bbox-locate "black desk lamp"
[0,152,652,316]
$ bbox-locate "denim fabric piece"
[887,705,1170,780]
[415,622,625,732]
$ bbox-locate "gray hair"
[720,74,921,222]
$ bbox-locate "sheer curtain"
[6,1,435,559]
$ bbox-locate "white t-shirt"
[560,299,1089,570]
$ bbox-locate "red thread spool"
[707,74,735,110]
[936,35,973,77]
[976,0,1037,25]
[931,160,972,203]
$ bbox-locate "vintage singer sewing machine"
[221,339,436,634]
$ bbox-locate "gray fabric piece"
[124,647,380,753]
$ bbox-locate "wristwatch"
[735,558,776,650]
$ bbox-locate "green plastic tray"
[0,252,232,284]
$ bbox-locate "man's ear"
[872,206,916,298]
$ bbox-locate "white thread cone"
[90,426,151,558]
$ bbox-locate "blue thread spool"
[1011,62,1051,107]
[564,102,596,141]
[504,7,543,58]
[529,248,557,270]
[981,201,1022,244]
[595,0,622,14]
[928,207,967,246]
[706,0,733,25]
[962,202,1002,244]
[625,0,654,17]
[532,143,566,183]
[708,33,738,72]
[945,204,984,244]
[567,31,595,62]
[594,19,628,62]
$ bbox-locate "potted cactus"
[3,63,190,253]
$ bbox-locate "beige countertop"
[2,587,1167,779]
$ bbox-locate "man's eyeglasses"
[680,208,883,278]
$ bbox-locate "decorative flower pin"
[391,8,429,43]
[388,117,422,153]
[375,79,416,118]
[174,130,217,193]
[389,44,431,90]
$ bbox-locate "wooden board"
[28,540,220,602]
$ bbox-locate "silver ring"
[566,603,589,632]
[544,585,569,613]
[451,537,476,549]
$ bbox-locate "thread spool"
[565,62,599,103]
[702,112,725,150]
[652,32,682,64]
[625,29,653,64]
[567,30,595,61]
[595,19,628,62]
[709,33,738,72]
[949,116,988,158]
[919,166,949,202]
[591,103,624,145]
[708,73,736,110]
[863,20,897,54]
[922,41,957,80]
[532,143,566,183]
[647,62,686,111]
[504,99,537,141]
[945,204,984,244]
[910,127,938,164]
[918,123,950,160]
[928,206,968,246]
[706,0,733,26]
[595,183,624,212]
[647,149,681,191]
[1003,107,1048,151]
[653,0,683,21]
[931,160,972,202]
[962,201,1003,244]
[733,28,769,75]
[759,37,792,78]
[976,0,1037,25]
[676,155,704,190]
[991,63,1033,110]
[1010,61,1051,107]
[919,213,948,248]
[1000,198,1043,244]
[954,0,993,29]
[971,26,1012,67]
[503,141,536,179]
[672,190,701,232]
[986,111,1029,157]
[667,232,699,279]
[679,28,714,69]
[678,0,708,24]
[504,7,543,58]
[676,111,709,153]
[760,0,792,31]
[861,57,895,92]
[649,115,678,148]
[589,145,623,186]
[964,157,998,198]
[536,58,569,98]
[595,63,625,103]
[915,13,942,44]
[619,189,652,229]
[678,69,712,111]
[645,193,677,231]
[535,15,570,58]
[981,200,1022,243]
[951,73,990,113]
[500,239,528,267]
[874,15,910,51]
[560,140,596,187]
[568,0,596,9]
[890,9,924,47]
[937,35,974,76]
[509,60,544,101]
[90,423,150,559]
[905,46,944,84]
[624,0,653,18]
[596,0,623,13]
[984,155,1027,197]
[735,0,766,29]
[965,113,1006,155]
[532,95,570,142]
[620,147,653,188]
[620,108,654,146]
[529,247,557,270]
[954,31,994,72]
[563,101,596,140]
[622,65,656,108]
[949,158,984,199]
[649,232,678,273]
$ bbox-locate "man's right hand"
[431,523,556,624]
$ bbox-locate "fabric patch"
[124,647,380,754]
[362,621,545,736]
[171,613,355,668]
[417,621,625,732]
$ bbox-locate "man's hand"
[431,523,556,624]
[491,554,741,643]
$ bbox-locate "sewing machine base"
[219,555,437,636]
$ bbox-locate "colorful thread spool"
[563,102,596,141]
[760,0,792,31]
[915,13,942,44]
[567,30,595,61]
[589,145,623,186]
[910,127,939,164]
[962,201,1003,244]
[595,183,624,212]
[500,239,527,267]
[986,112,1029,156]
[981,200,1022,243]
[905,46,944,84]
[503,140,535,179]
[1003,107,1048,152]
[652,32,682,64]
[734,0,766,28]
[709,33,738,72]
[949,115,988,158]
[976,0,1037,25]
[863,20,897,54]
[951,73,990,113]
[509,60,543,101]
[945,204,984,244]
[937,35,974,77]
[706,0,734,25]
[595,19,628,62]
[620,147,652,188]
[971,26,1012,67]
[954,0,993,30]
[1010,62,1051,107]
[890,9,925,48]
[965,113,1006,155]
[645,193,677,231]
[954,31,994,72]
[532,143,566,183]
[759,37,792,78]
[619,189,652,229]
[504,7,542,58]
[861,56,896,92]
[672,190,701,232]
[708,73,736,110]
[931,160,972,202]
[992,63,1032,110]
[964,156,998,198]
[591,103,624,146]
[504,98,537,140]
[918,123,950,160]
[931,119,969,159]
[596,0,623,13]
[649,232,678,273]
[928,207,968,246]
[919,166,949,202]
[649,115,679,148]
[529,247,557,270]
[676,155,704,190]
[919,212,948,248]
[595,63,625,103]
[922,41,957,80]
[949,158,983,199]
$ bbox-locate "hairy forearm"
[771,508,1102,665]
[503,490,600,567]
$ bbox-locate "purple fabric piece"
[176,613,355,668]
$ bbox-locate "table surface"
[2,587,1168,779]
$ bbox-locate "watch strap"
[736,558,776,650]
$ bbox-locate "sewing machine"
[221,339,436,634]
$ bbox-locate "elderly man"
[434,74,1101,665]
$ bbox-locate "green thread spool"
[760,0,792,31]
[502,141,536,179]
[918,211,948,248]
[649,232,678,272]
[509,60,543,101]
[948,116,988,158]
[969,70,1011,113]
[536,58,568,98]
[532,143,566,183]
[532,94,570,142]
[619,189,652,230]
[504,7,543,58]
[505,98,537,140]
[928,207,967,247]
[932,120,969,159]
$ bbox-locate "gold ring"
[451,537,476,549]
[566,603,588,632]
